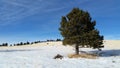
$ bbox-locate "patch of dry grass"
[68,53,98,59]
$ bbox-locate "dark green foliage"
[1,43,8,46]
[47,39,55,42]
[34,41,41,44]
[10,44,12,46]
[56,39,62,41]
[26,41,30,45]
[20,42,23,45]
[59,8,104,54]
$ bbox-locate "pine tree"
[59,8,104,54]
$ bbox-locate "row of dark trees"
[0,39,62,47]
[0,43,8,46]
[47,39,62,42]
[13,41,30,46]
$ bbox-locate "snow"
[0,41,120,68]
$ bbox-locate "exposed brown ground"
[68,53,98,59]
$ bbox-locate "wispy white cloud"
[0,0,119,26]
[0,0,68,26]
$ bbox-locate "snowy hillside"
[0,41,120,68]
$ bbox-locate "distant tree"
[37,41,41,43]
[20,42,23,45]
[16,43,20,46]
[47,39,55,42]
[0,44,3,46]
[47,40,50,42]
[31,42,34,44]
[14,44,16,46]
[50,40,55,41]
[59,8,104,54]
[2,43,8,46]
[23,43,27,45]
[34,41,38,44]
[56,39,62,41]
[26,41,30,45]
[10,44,12,46]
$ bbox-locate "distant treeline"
[0,39,62,47]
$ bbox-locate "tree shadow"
[0,49,41,52]
[89,49,120,57]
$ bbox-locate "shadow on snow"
[89,49,120,57]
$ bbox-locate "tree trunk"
[75,44,79,54]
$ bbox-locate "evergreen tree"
[20,42,23,45]
[56,39,62,41]
[26,41,30,45]
[2,43,8,46]
[59,8,104,54]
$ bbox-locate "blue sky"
[0,0,120,44]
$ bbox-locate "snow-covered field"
[0,40,120,68]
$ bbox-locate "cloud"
[0,0,119,26]
[0,0,68,26]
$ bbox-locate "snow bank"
[0,41,120,68]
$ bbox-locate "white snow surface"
[0,41,120,68]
